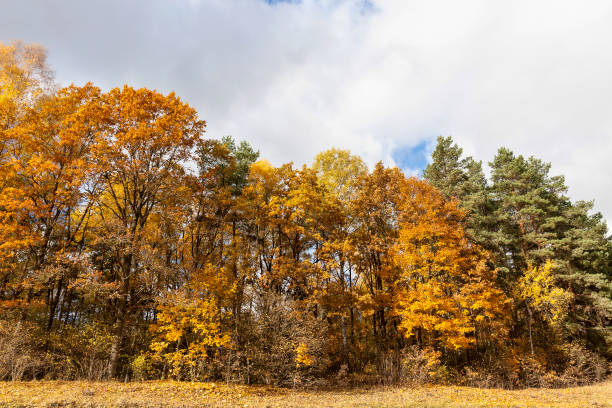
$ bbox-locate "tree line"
[1,41,610,387]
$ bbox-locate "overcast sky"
[2,0,611,226]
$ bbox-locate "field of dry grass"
[0,380,610,408]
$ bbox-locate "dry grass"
[0,380,610,408]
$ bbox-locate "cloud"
[2,0,612,225]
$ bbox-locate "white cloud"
[2,0,612,225]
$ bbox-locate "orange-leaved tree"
[350,163,405,371]
[87,85,205,378]
[0,41,55,309]
[393,178,509,354]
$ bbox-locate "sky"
[1,0,611,226]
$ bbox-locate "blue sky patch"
[391,140,433,173]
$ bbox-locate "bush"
[462,357,519,389]
[400,346,446,385]
[559,342,608,386]
[517,355,562,388]
[44,322,113,380]
[0,320,43,380]
[0,319,115,381]
[235,295,328,386]
[130,353,163,381]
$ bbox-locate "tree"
[515,261,570,354]
[489,148,612,353]
[87,85,205,378]
[350,163,405,373]
[312,148,367,202]
[489,148,569,280]
[17,85,102,330]
[0,83,104,334]
[0,41,54,132]
[393,178,508,353]
[0,41,56,305]
[423,136,495,251]
[311,149,367,368]
[556,201,612,354]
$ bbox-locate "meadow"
[0,380,610,408]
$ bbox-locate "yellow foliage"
[312,148,367,202]
[150,293,230,378]
[516,261,571,324]
[295,342,314,368]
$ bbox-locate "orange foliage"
[393,178,509,350]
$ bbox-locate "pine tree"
[557,201,612,354]
[488,147,611,354]
[423,136,496,254]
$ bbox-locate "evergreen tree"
[488,148,570,282]
[558,201,612,354]
[488,147,611,353]
[423,136,495,253]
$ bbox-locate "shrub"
[0,320,43,380]
[235,295,328,386]
[44,321,113,380]
[559,342,608,386]
[400,346,446,385]
[130,353,162,381]
[517,355,562,388]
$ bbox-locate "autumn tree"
[311,149,367,368]
[14,84,103,332]
[86,86,204,378]
[217,159,340,382]
[515,261,570,355]
[312,148,367,202]
[348,163,406,374]
[0,41,56,307]
[392,178,508,355]
[0,41,54,131]
[188,136,259,307]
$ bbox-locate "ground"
[0,380,610,407]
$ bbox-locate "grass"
[0,380,610,408]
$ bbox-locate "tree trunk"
[46,277,63,332]
[526,303,534,355]
[108,261,131,378]
[341,314,349,367]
